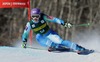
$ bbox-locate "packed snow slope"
[0,46,100,62]
[1,29,100,62]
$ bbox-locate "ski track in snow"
[0,46,100,62]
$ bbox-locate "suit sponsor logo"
[33,23,46,32]
[41,20,45,23]
[32,24,35,28]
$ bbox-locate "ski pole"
[72,23,90,27]
[27,46,47,50]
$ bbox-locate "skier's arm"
[43,15,72,28]
[22,22,31,48]
[43,15,64,25]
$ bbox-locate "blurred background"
[0,0,100,47]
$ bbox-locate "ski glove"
[22,42,27,48]
[63,23,72,28]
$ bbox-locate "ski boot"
[77,49,94,55]
[48,47,56,52]
[76,45,94,55]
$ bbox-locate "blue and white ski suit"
[22,13,84,51]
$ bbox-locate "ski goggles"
[32,15,40,18]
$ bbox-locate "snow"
[0,46,100,62]
[0,29,100,62]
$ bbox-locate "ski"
[26,46,100,55]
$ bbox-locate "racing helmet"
[31,8,41,17]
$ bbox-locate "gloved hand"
[63,23,72,28]
[22,42,27,48]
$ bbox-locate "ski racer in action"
[22,8,93,54]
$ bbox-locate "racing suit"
[22,13,85,52]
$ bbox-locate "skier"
[22,8,92,54]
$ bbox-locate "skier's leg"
[36,34,58,49]
[47,33,87,53]
[36,34,52,47]
[61,40,85,52]
[36,34,62,52]
[61,40,94,54]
